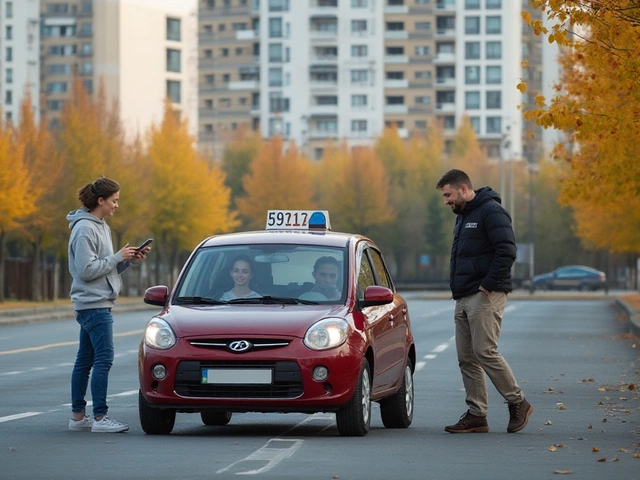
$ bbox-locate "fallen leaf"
[602,418,608,423]
[545,420,553,425]
[597,457,606,462]
[598,401,604,405]
[629,383,636,391]
[620,448,629,453]
[557,403,567,410]
[588,424,593,429]
[548,445,558,452]
[553,470,573,474]
[620,397,628,401]
[634,453,640,458]
[592,447,600,452]
[612,456,619,462]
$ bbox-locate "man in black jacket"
[436,169,533,434]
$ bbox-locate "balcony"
[385,79,409,89]
[384,105,408,114]
[384,55,409,64]
[436,102,456,112]
[235,29,257,41]
[434,52,455,63]
[310,80,338,90]
[229,80,260,90]
[435,77,456,87]
[310,105,338,115]
[435,0,456,12]
[384,5,409,14]
[385,30,409,40]
[310,54,338,64]
[435,28,455,37]
[309,130,339,139]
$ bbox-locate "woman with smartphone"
[66,177,151,433]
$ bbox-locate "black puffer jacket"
[449,187,516,299]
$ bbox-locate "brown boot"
[444,411,489,433]
[507,398,533,433]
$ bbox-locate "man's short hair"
[313,256,340,273]
[436,169,473,190]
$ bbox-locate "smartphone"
[135,238,153,252]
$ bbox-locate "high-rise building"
[0,0,39,124]
[198,0,552,161]
[40,0,198,138]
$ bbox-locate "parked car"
[138,210,415,436]
[529,265,608,292]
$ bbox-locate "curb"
[614,297,640,337]
[0,300,157,327]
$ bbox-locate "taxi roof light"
[265,210,331,231]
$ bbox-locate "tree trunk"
[31,237,42,301]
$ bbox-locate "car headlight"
[304,318,349,351]
[144,318,177,350]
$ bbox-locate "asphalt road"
[1,297,639,480]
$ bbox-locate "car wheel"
[380,358,414,429]
[138,390,176,435]
[200,411,232,426]
[336,359,371,437]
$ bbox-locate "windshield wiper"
[227,295,319,305]
[175,296,226,305]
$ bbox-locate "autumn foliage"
[522,0,640,253]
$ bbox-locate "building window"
[268,0,289,12]
[465,42,480,60]
[387,96,404,105]
[415,46,431,56]
[415,70,431,80]
[268,67,283,86]
[486,0,501,9]
[486,91,501,109]
[351,20,367,33]
[5,90,12,105]
[47,82,69,94]
[486,16,502,34]
[415,21,431,31]
[167,80,181,103]
[351,0,368,7]
[46,3,68,14]
[351,45,368,57]
[5,47,12,62]
[415,95,431,105]
[6,26,12,40]
[486,65,501,84]
[486,116,502,133]
[6,1,13,18]
[167,49,181,73]
[79,23,93,36]
[6,68,12,83]
[351,120,367,132]
[269,18,283,38]
[465,16,480,34]
[235,47,243,56]
[386,71,404,79]
[81,43,92,55]
[223,73,230,83]
[269,43,283,62]
[415,120,427,129]
[221,48,229,56]
[232,22,248,31]
[47,100,65,111]
[486,41,502,59]
[317,96,338,105]
[317,120,337,133]
[351,94,367,107]
[465,0,480,9]
[80,62,93,75]
[205,124,213,133]
[167,17,181,41]
[351,69,368,84]
[81,1,93,14]
[465,91,480,109]
[465,66,480,84]
[387,22,404,31]
[269,93,289,112]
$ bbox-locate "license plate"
[201,368,273,385]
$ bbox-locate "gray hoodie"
[67,208,131,311]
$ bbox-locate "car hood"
[158,304,349,338]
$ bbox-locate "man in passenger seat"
[310,256,341,300]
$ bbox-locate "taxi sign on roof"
[266,210,331,231]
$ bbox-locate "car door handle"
[389,314,395,322]
[402,307,407,314]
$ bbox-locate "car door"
[356,243,404,395]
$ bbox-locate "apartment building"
[40,0,198,138]
[0,0,39,124]
[198,0,550,161]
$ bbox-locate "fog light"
[152,364,167,380]
[312,366,329,381]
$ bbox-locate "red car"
[138,211,415,436]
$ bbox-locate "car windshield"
[174,244,347,305]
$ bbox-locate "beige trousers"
[454,291,523,417]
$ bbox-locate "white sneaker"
[91,415,129,433]
[68,415,93,431]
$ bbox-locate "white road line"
[0,412,42,423]
[431,344,449,353]
[109,390,138,398]
[415,361,427,371]
[1,371,22,376]
[218,438,304,476]
[423,354,436,360]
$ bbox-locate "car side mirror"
[144,285,169,306]
[360,285,394,307]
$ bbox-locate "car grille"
[188,338,290,353]
[174,360,303,399]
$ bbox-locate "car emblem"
[228,340,253,353]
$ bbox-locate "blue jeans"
[71,308,114,417]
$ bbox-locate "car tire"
[138,390,176,435]
[336,359,371,437]
[380,358,414,429]
[200,411,232,426]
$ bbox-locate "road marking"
[217,438,304,476]
[0,329,142,356]
[0,412,42,423]
[431,343,449,353]
[416,337,455,372]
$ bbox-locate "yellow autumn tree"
[0,114,35,301]
[147,101,237,285]
[220,125,261,210]
[237,136,316,229]
[15,91,64,300]
[317,144,393,236]
[522,1,640,252]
